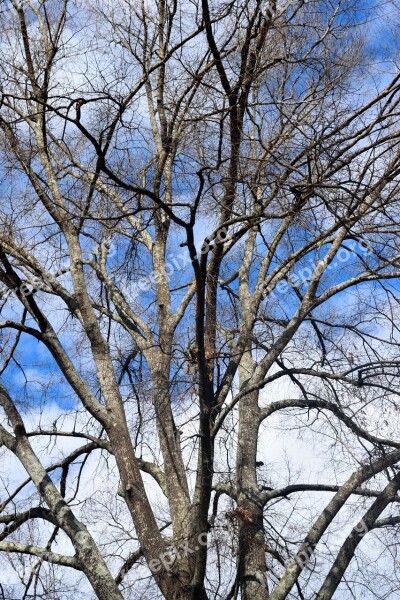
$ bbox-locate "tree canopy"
[1,1,400,598]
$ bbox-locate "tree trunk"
[236,357,269,600]
[237,499,269,600]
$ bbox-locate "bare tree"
[1,0,400,598]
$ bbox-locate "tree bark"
[236,355,269,600]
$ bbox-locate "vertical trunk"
[237,498,269,600]
[236,358,269,600]
[150,363,191,534]
[162,586,208,600]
